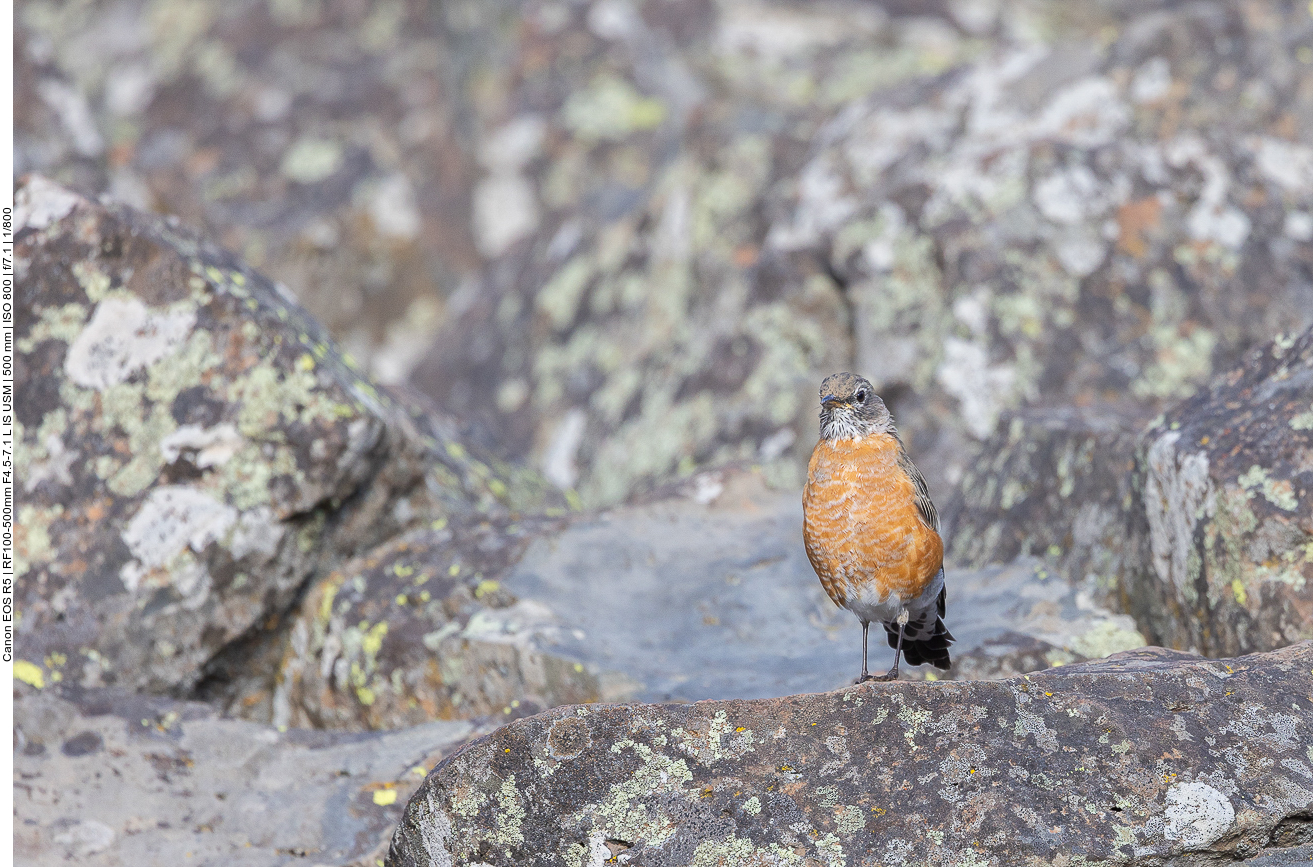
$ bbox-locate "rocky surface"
[13,176,551,700]
[265,467,1144,730]
[945,403,1148,596]
[14,0,480,383]
[946,326,1313,658]
[1125,325,1313,657]
[389,642,1313,867]
[272,518,602,732]
[14,687,484,867]
[414,0,1313,507]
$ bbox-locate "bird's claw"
[855,671,898,684]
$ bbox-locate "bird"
[802,372,953,682]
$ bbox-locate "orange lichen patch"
[802,434,943,611]
[1116,196,1162,258]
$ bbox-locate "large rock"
[388,642,1313,867]
[945,404,1147,597]
[1124,325,1313,656]
[32,0,1313,511]
[14,0,480,383]
[13,176,546,698]
[14,687,482,867]
[945,326,1313,658]
[272,519,602,731]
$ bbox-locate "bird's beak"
[821,394,839,408]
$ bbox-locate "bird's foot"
[870,669,899,682]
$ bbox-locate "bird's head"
[817,372,893,441]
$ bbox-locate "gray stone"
[272,519,602,732]
[946,326,1313,659]
[387,642,1313,866]
[14,688,483,867]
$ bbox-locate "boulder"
[945,404,1147,598]
[1124,325,1313,656]
[946,326,1313,658]
[13,0,480,384]
[21,1,1313,510]
[14,687,482,867]
[388,642,1313,867]
[272,519,602,731]
[414,0,1313,507]
[13,176,546,698]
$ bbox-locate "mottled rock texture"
[14,687,483,867]
[1125,325,1313,657]
[415,0,1313,507]
[945,404,1147,593]
[13,176,548,698]
[14,0,479,382]
[389,643,1313,867]
[948,327,1313,658]
[273,519,601,732]
[22,1,1313,510]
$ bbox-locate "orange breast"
[802,434,943,611]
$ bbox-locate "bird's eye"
[855,389,866,403]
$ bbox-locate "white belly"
[845,567,943,626]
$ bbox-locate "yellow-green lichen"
[576,739,694,847]
[1237,465,1299,511]
[1067,619,1146,659]
[562,75,667,142]
[15,503,62,578]
[13,660,45,689]
[16,302,89,353]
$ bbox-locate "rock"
[1123,325,1313,656]
[494,471,1143,697]
[13,175,547,699]
[21,1,1313,510]
[946,326,1313,659]
[388,642,1313,867]
[14,687,482,867]
[272,519,602,731]
[945,404,1148,598]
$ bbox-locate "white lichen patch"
[15,174,82,231]
[1144,432,1212,597]
[677,711,757,765]
[159,423,244,468]
[119,485,238,592]
[1162,782,1234,849]
[65,297,196,390]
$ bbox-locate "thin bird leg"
[856,622,873,684]
[874,624,905,682]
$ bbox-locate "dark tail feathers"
[884,586,953,670]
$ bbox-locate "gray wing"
[895,442,939,532]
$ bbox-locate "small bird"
[803,373,953,682]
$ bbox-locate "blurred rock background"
[13,1,1313,862]
[21,0,1313,510]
